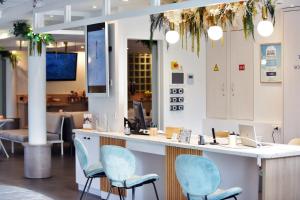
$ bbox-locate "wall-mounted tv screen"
[46,52,78,81]
[86,22,109,96]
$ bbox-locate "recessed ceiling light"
[122,0,129,2]
[92,5,97,9]
[81,46,84,49]
[50,15,54,18]
[290,4,295,7]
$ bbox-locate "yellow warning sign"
[213,64,219,72]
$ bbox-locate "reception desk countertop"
[73,129,300,159]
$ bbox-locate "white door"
[229,31,254,120]
[206,33,228,119]
[283,11,300,143]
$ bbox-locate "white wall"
[87,16,206,133]
[15,51,86,95]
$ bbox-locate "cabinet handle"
[83,137,87,140]
[87,137,91,140]
[231,83,235,96]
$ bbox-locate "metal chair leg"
[85,178,93,199]
[80,178,90,200]
[152,182,159,200]
[132,187,135,200]
[117,188,122,200]
[0,140,9,158]
[187,193,191,200]
[234,197,237,200]
[105,185,112,200]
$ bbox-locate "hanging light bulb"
[208,26,223,41]
[208,16,223,41]
[257,6,274,37]
[166,23,179,44]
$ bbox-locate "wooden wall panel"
[262,156,300,200]
[100,137,126,196]
[165,146,202,200]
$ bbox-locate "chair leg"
[132,187,135,200]
[234,197,237,200]
[80,178,90,200]
[117,188,122,200]
[105,185,112,200]
[152,182,159,200]
[85,178,93,199]
[61,142,64,156]
[187,193,191,200]
[11,142,14,154]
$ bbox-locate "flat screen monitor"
[46,52,77,81]
[133,101,147,130]
[86,22,109,96]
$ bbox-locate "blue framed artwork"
[260,43,282,83]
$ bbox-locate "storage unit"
[283,10,300,143]
[206,30,254,120]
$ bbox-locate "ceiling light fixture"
[92,5,97,9]
[207,16,223,41]
[257,6,274,37]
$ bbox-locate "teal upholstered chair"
[74,138,108,200]
[100,145,160,200]
[175,155,242,200]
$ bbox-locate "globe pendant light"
[208,25,223,41]
[166,23,179,44]
[208,16,223,41]
[257,6,274,37]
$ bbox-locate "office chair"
[100,145,160,200]
[175,155,242,200]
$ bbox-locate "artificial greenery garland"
[12,21,54,56]
[150,0,276,56]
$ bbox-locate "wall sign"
[170,105,184,111]
[213,64,220,72]
[260,43,282,83]
[170,88,184,94]
[170,97,184,103]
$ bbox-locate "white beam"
[34,0,238,33]
[151,0,161,6]
[33,13,45,30]
[103,0,111,16]
[64,5,72,23]
[44,10,91,18]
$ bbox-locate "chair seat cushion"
[186,187,242,200]
[85,162,105,178]
[112,174,159,188]
[0,129,60,143]
[208,187,242,200]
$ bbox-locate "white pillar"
[5,58,17,118]
[28,44,47,145]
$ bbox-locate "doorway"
[127,40,158,128]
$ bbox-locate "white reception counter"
[74,129,300,200]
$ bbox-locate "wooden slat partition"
[166,146,202,200]
[100,137,126,196]
[262,156,300,200]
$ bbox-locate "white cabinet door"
[75,133,100,191]
[283,11,300,143]
[206,33,228,119]
[229,31,254,120]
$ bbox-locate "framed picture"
[260,43,282,83]
[178,129,192,143]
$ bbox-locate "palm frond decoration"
[150,0,276,56]
[12,21,54,56]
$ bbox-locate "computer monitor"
[133,101,147,130]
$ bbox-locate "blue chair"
[74,138,109,200]
[175,155,242,200]
[100,145,160,200]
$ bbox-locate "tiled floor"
[0,142,99,200]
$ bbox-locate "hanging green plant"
[12,21,54,56]
[150,0,276,56]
